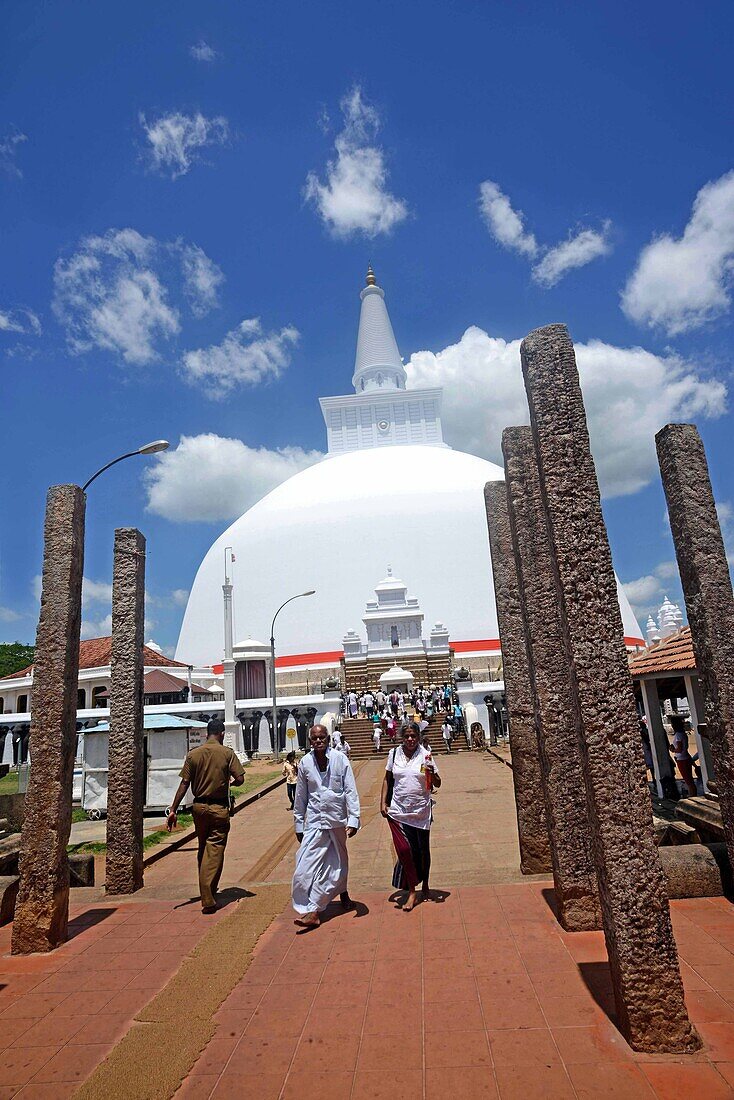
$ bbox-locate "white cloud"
[53,228,222,365]
[140,111,228,179]
[178,242,224,316]
[0,307,41,336]
[180,318,299,398]
[478,181,538,258]
[622,171,734,335]
[532,225,612,288]
[81,613,112,640]
[0,607,21,623]
[406,326,727,498]
[305,86,407,238]
[478,179,612,285]
[82,578,113,606]
[0,130,27,178]
[144,433,323,522]
[190,41,217,62]
[623,562,683,624]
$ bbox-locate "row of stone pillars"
[485,324,703,1053]
[11,485,145,955]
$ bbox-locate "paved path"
[1,753,734,1096]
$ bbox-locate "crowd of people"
[341,683,464,753]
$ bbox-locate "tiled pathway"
[177,884,734,1099]
[0,899,226,1096]
[2,755,734,1096]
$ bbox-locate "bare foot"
[403,889,418,912]
[340,892,356,911]
[294,912,320,928]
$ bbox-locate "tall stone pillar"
[484,482,551,875]
[521,324,698,1053]
[12,485,85,954]
[502,427,601,930]
[106,528,146,895]
[656,423,734,866]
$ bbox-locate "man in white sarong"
[292,724,360,929]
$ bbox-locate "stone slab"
[659,843,727,898]
[0,875,18,925]
[503,426,601,930]
[11,484,85,954]
[69,852,95,887]
[521,324,698,1053]
[484,481,552,875]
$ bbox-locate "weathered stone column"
[484,481,551,875]
[521,324,698,1053]
[12,485,85,954]
[502,427,601,930]
[106,527,146,895]
[656,423,734,866]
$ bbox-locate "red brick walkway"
[0,898,226,1097]
[176,884,734,1100]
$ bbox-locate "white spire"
[352,266,407,393]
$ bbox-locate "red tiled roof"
[628,627,696,677]
[143,669,211,695]
[6,637,189,680]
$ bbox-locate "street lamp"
[82,440,169,492]
[270,590,315,762]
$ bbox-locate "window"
[77,688,86,710]
[17,694,28,713]
[92,686,107,708]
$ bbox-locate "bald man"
[291,724,360,929]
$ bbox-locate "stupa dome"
[176,270,644,668]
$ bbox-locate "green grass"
[0,772,19,796]
[230,767,280,800]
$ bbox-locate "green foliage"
[0,642,34,679]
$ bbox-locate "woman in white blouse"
[380,721,442,911]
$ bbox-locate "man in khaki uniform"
[167,717,245,913]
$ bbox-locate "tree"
[0,642,34,679]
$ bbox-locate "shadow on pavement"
[67,907,117,940]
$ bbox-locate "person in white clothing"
[291,725,360,929]
[333,733,351,758]
[372,726,381,752]
[380,722,441,912]
[441,718,453,753]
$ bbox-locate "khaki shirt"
[180,741,245,801]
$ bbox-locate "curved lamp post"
[270,590,315,762]
[82,440,169,492]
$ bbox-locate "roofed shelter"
[629,627,714,794]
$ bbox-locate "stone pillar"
[639,679,675,798]
[484,481,552,875]
[683,674,715,793]
[656,423,734,864]
[12,485,85,954]
[521,324,698,1053]
[502,426,601,930]
[106,528,146,895]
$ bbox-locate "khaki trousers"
[191,802,231,909]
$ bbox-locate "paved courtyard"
[1,754,734,1097]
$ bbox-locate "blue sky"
[2,0,733,653]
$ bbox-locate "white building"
[176,268,644,682]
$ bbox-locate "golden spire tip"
[365,264,376,287]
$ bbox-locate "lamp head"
[302,589,316,597]
[138,439,169,455]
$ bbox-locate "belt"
[193,797,229,807]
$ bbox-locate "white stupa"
[176,268,644,670]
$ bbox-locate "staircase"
[341,711,469,759]
[343,651,453,695]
